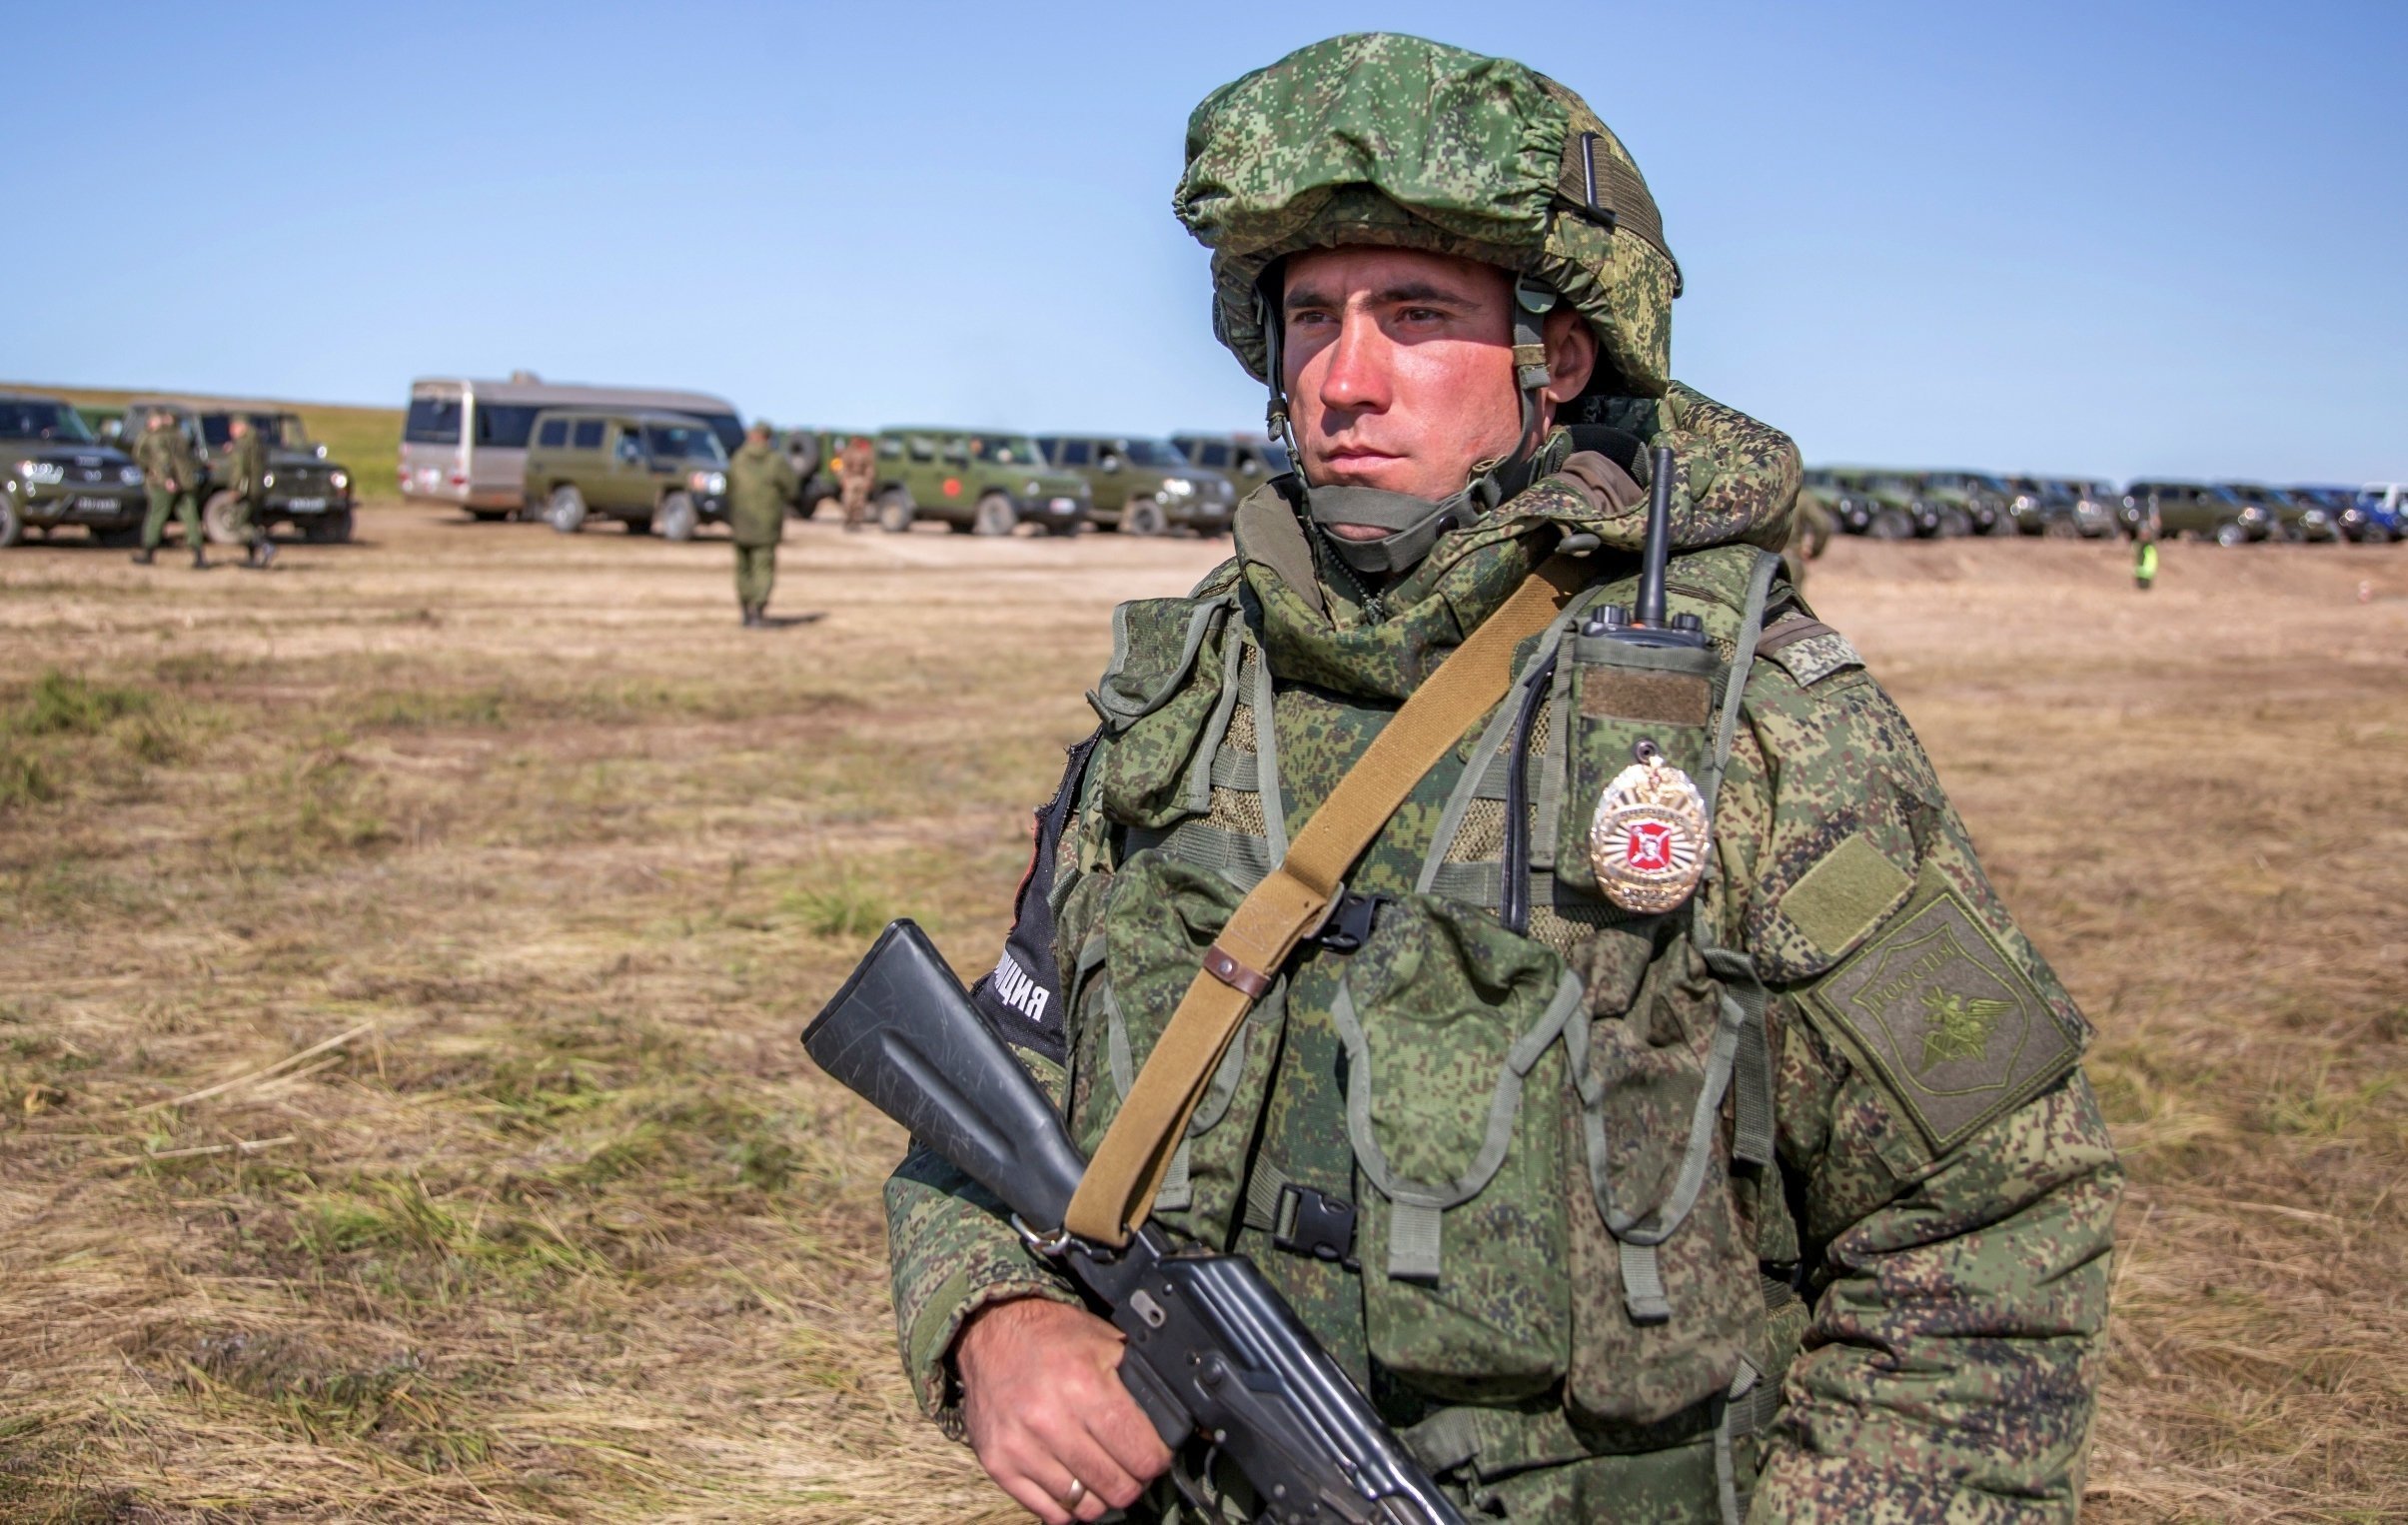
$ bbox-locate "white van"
[401,373,743,518]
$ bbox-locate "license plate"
[72,497,117,512]
[286,498,328,512]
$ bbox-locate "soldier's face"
[1281,247,1594,512]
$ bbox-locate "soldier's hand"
[956,1295,1171,1523]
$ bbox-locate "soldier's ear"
[1540,307,1597,406]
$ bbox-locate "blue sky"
[13,1,2404,483]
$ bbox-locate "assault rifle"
[803,919,1465,1525]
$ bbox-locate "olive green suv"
[0,393,147,548]
[1813,468,1950,539]
[1913,471,2012,536]
[524,410,731,539]
[2121,481,2272,546]
[1035,434,1237,535]
[123,399,362,544]
[1171,433,1291,496]
[867,428,1092,535]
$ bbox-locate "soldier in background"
[224,417,277,569]
[131,409,207,569]
[1783,480,1836,592]
[835,435,876,532]
[727,421,798,627]
[2133,496,2160,592]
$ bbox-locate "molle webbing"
[1063,557,1589,1245]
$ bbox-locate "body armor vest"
[1057,542,1809,1521]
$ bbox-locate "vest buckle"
[1273,1182,1360,1271]
[1312,889,1392,953]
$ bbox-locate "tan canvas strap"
[1064,555,1588,1244]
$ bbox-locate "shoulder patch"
[1802,883,2078,1154]
[1757,619,1863,688]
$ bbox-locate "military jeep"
[123,399,361,544]
[523,409,731,538]
[0,393,147,548]
[1036,434,1237,535]
[1816,468,1948,539]
[867,428,1092,535]
[2122,481,2271,546]
[1913,471,2014,537]
[1171,433,1291,496]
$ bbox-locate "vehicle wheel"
[92,524,143,549]
[198,491,243,545]
[1934,507,1973,539]
[654,492,698,542]
[971,492,1016,537]
[547,485,588,535]
[1867,508,1913,541]
[1123,497,1169,537]
[2042,517,2079,540]
[2213,521,2246,548]
[0,498,22,548]
[875,488,914,534]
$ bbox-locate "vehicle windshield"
[643,423,726,462]
[969,434,1046,466]
[1866,475,1917,494]
[196,412,304,449]
[1968,474,2013,493]
[0,401,96,443]
[406,396,463,444]
[1124,439,1192,469]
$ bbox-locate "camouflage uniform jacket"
[883,387,2120,1523]
[726,440,798,549]
[134,422,202,494]
[228,430,269,503]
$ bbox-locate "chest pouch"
[1327,893,1583,1401]
[1563,929,1765,1429]
[1065,850,1286,1249]
[1547,629,1721,901]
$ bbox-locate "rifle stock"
[804,919,1466,1525]
[802,919,1087,1232]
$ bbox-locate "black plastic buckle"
[1312,890,1392,953]
[1273,1183,1359,1270]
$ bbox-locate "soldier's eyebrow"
[1283,281,1483,313]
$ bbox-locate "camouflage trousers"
[140,487,202,551]
[222,494,268,548]
[839,480,872,530]
[734,544,777,609]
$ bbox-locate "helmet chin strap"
[1258,276,1560,593]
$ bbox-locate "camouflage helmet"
[1174,32,1681,400]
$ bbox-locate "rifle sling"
[1064,555,1587,1245]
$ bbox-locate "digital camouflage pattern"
[883,396,2120,1521]
[1176,32,1682,397]
[880,31,2117,1523]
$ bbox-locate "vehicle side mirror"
[315,443,328,459]
[1100,455,1123,474]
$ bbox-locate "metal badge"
[1588,743,1710,914]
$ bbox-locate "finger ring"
[1062,1477,1087,1509]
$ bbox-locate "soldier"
[131,409,208,569]
[883,34,2120,1525]
[1783,482,1836,592]
[728,421,798,627]
[2133,498,2160,592]
[223,416,277,569]
[835,435,875,532]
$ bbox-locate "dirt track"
[2,504,2404,1521]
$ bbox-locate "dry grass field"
[1,501,2402,1522]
